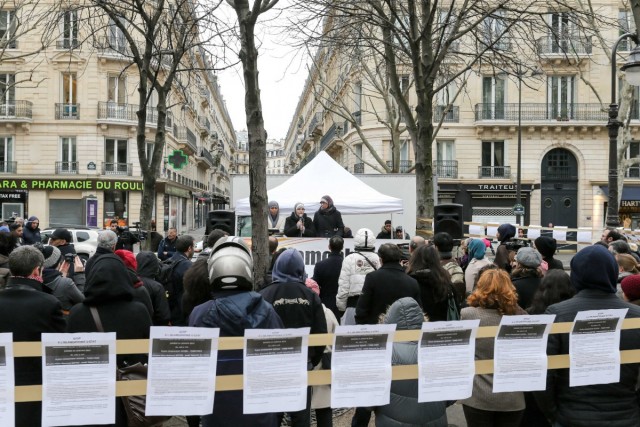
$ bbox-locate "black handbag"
[90,307,171,427]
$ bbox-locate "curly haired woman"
[460,268,526,427]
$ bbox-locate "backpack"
[157,257,181,297]
[446,284,461,321]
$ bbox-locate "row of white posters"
[0,309,629,426]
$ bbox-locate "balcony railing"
[55,161,78,174]
[0,161,17,173]
[320,123,337,150]
[433,160,458,178]
[0,101,32,120]
[386,160,413,173]
[94,36,131,57]
[173,126,198,153]
[433,105,459,123]
[354,163,364,174]
[474,103,608,121]
[56,38,80,49]
[308,111,323,136]
[478,165,511,178]
[537,36,592,56]
[55,103,80,120]
[102,162,132,176]
[98,102,173,129]
[198,116,211,134]
[197,148,215,167]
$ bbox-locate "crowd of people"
[1,210,640,427]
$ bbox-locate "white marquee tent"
[234,152,403,216]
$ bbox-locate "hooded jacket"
[534,244,640,427]
[23,216,41,245]
[284,211,315,237]
[42,268,84,313]
[190,290,283,427]
[136,251,171,326]
[535,236,564,271]
[494,224,517,271]
[375,297,448,427]
[313,198,344,237]
[260,249,328,367]
[336,247,380,311]
[464,239,492,293]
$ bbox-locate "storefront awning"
[600,186,640,200]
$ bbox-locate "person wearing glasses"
[313,195,344,238]
[284,202,315,237]
[23,216,41,245]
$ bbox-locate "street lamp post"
[607,33,640,227]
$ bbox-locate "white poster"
[243,328,309,414]
[418,320,480,402]
[41,333,116,427]
[570,309,628,387]
[493,315,555,392]
[0,333,14,426]
[331,324,395,408]
[146,327,219,416]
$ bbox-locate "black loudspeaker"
[434,204,464,239]
[207,210,235,235]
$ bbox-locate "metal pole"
[607,33,635,228]
[516,73,522,226]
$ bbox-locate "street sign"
[167,149,188,170]
[513,203,525,215]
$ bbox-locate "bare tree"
[78,0,228,243]
[225,0,279,289]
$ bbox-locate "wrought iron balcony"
[94,36,131,57]
[354,163,364,174]
[102,162,132,176]
[98,102,173,129]
[173,125,198,154]
[56,38,80,49]
[537,36,592,56]
[433,105,459,123]
[55,161,78,174]
[198,116,211,135]
[55,103,80,120]
[0,161,17,173]
[308,112,323,136]
[196,148,215,167]
[386,160,413,173]
[478,165,511,178]
[320,123,338,150]
[0,101,32,121]
[433,160,458,178]
[474,103,607,121]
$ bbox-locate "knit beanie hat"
[621,274,640,301]
[115,249,138,271]
[42,246,62,269]
[535,236,557,258]
[570,245,618,294]
[497,224,516,242]
[515,247,542,268]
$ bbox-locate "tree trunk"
[236,4,269,290]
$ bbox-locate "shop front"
[158,183,192,234]
[600,185,640,229]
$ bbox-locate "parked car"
[41,228,101,261]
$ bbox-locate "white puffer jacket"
[336,250,380,310]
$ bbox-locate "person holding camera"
[109,220,139,251]
[40,245,84,315]
[48,228,79,277]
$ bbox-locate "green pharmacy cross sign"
[168,149,188,170]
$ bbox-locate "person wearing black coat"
[67,249,152,427]
[313,195,344,238]
[355,243,421,325]
[23,215,41,245]
[136,251,171,325]
[167,235,196,326]
[0,246,66,427]
[312,236,344,319]
[534,236,564,271]
[284,203,316,237]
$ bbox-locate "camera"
[64,253,76,264]
[504,238,528,252]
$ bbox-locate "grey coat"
[374,297,448,427]
[534,289,640,427]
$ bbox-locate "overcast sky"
[216,3,310,142]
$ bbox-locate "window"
[482,76,505,119]
[105,138,128,174]
[107,75,127,119]
[0,73,14,107]
[626,141,640,178]
[619,11,635,51]
[436,140,456,178]
[549,12,574,53]
[61,10,78,48]
[145,141,154,165]
[438,9,457,47]
[58,137,77,173]
[61,73,77,118]
[482,10,508,50]
[0,136,13,172]
[481,140,505,177]
[547,75,575,119]
[0,10,16,48]
[353,80,362,113]
[108,18,126,52]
